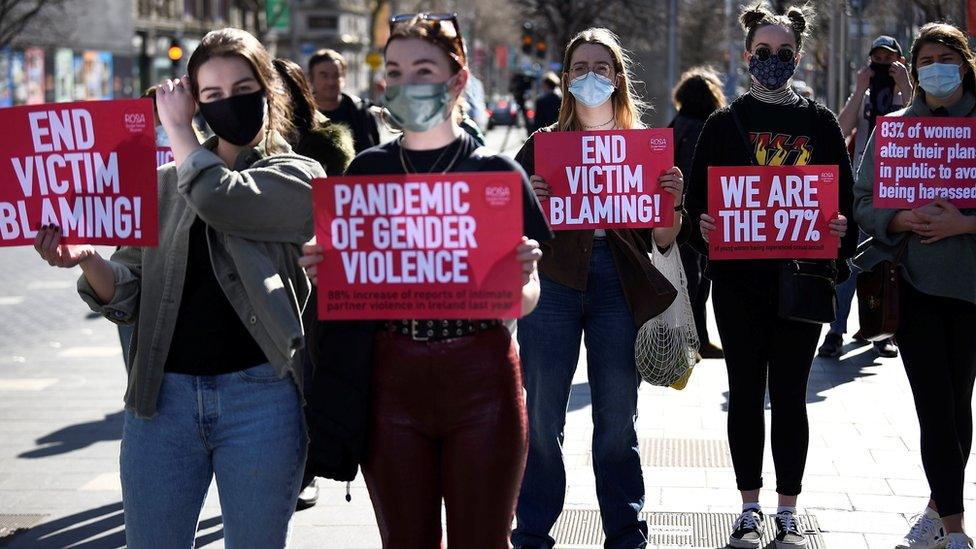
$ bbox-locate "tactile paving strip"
[0,514,47,539]
[587,438,734,468]
[549,509,825,548]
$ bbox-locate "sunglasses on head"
[389,12,465,64]
[753,46,796,63]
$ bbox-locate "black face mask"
[198,90,267,146]
[865,63,897,131]
[869,62,895,90]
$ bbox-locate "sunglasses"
[753,46,796,63]
[389,12,466,65]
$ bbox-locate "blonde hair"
[556,28,647,131]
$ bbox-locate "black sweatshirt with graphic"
[684,94,859,287]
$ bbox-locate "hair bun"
[786,7,808,35]
[739,5,768,30]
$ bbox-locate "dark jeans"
[897,280,976,517]
[712,280,821,495]
[363,326,527,549]
[513,240,647,549]
[679,243,712,346]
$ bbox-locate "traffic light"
[521,21,534,55]
[168,39,183,64]
[535,40,547,59]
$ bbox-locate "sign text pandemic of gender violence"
[874,117,976,208]
[0,99,158,247]
[707,165,839,260]
[534,129,675,230]
[313,172,524,320]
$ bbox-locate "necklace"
[398,135,465,174]
[582,112,615,129]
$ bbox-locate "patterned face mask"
[748,51,797,91]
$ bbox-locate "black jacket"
[685,95,859,286]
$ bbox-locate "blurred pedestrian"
[819,35,910,360]
[854,22,976,549]
[669,66,727,359]
[686,5,856,547]
[512,27,686,549]
[33,28,323,548]
[308,48,380,153]
[273,57,355,511]
[532,71,561,131]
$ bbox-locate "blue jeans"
[829,230,869,335]
[513,240,647,549]
[121,363,307,548]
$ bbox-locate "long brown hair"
[187,28,294,151]
[556,28,646,132]
[273,57,318,144]
[672,66,727,120]
[910,22,976,101]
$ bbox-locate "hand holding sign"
[707,165,840,260]
[908,198,976,244]
[33,224,95,268]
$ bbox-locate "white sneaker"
[946,533,974,549]
[897,507,948,549]
[774,511,807,548]
[728,508,764,548]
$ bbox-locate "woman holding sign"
[855,23,976,549]
[33,28,324,547]
[301,13,552,548]
[686,5,856,548]
[511,28,686,549]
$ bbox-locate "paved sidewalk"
[1,244,974,548]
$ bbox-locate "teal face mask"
[383,77,457,132]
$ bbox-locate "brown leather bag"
[856,238,909,341]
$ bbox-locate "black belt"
[383,319,502,342]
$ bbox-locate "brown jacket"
[516,129,678,327]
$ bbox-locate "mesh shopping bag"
[634,243,700,389]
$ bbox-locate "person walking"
[308,48,381,153]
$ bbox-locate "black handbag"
[778,260,838,324]
[729,100,838,324]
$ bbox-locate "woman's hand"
[529,175,551,202]
[891,61,913,95]
[155,76,196,135]
[516,236,542,285]
[298,238,324,286]
[699,213,716,243]
[909,198,976,244]
[658,167,684,201]
[828,213,848,240]
[33,225,96,268]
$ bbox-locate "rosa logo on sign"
[123,111,147,134]
[484,185,512,208]
[820,170,835,184]
[649,137,668,153]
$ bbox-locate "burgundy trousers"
[363,325,528,549]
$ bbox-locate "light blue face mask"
[383,77,457,132]
[568,71,616,108]
[917,62,963,99]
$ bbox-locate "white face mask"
[917,62,963,99]
[568,71,615,108]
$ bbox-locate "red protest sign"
[707,165,839,260]
[156,147,173,167]
[874,117,976,208]
[0,99,158,247]
[534,129,675,230]
[313,172,524,320]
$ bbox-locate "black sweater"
[685,94,859,287]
